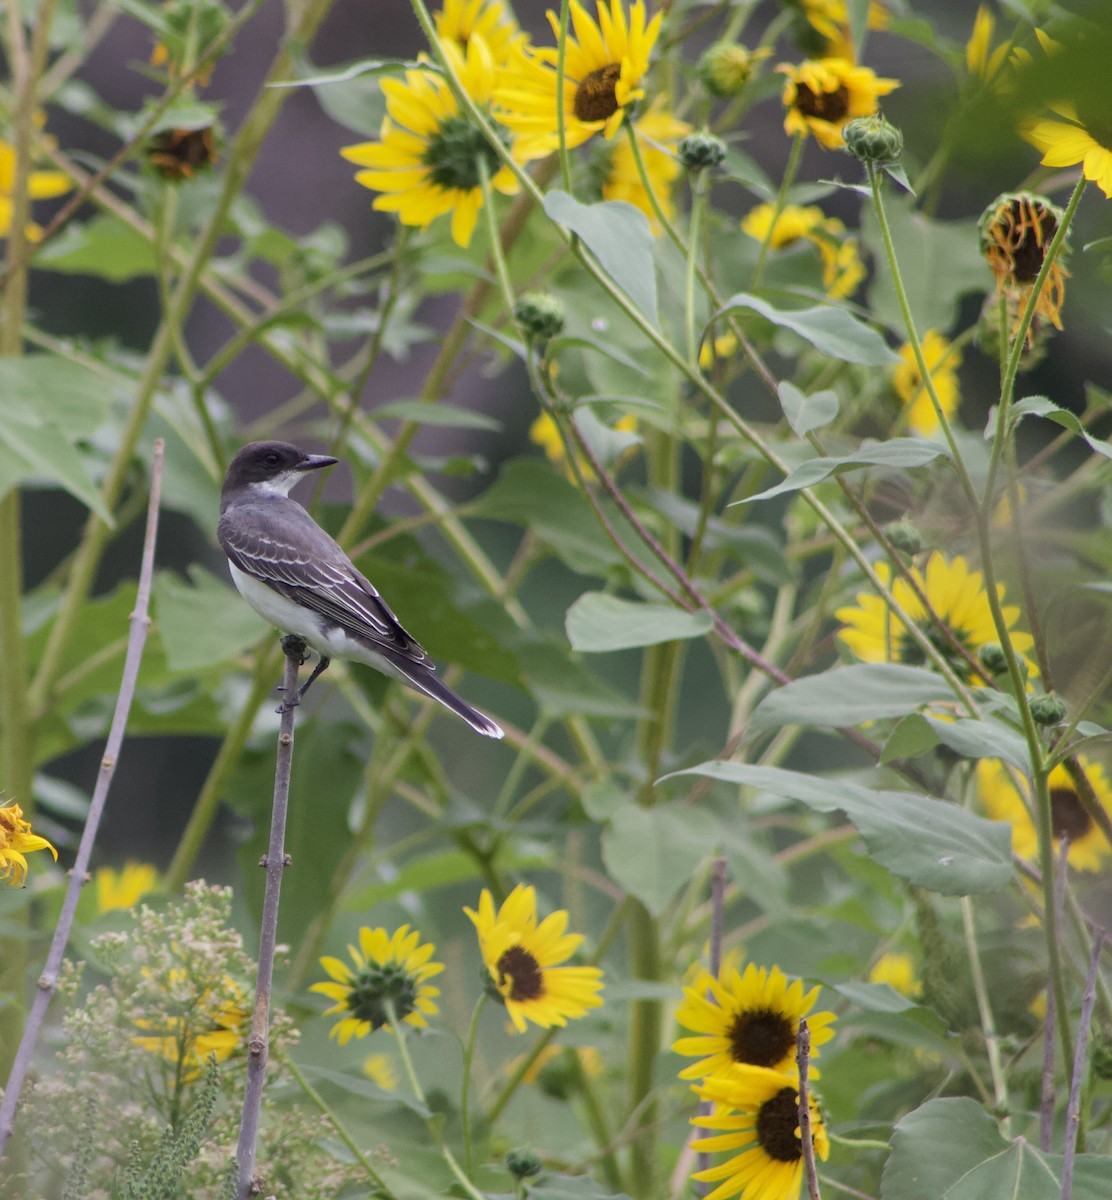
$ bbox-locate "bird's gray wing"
[218,500,432,667]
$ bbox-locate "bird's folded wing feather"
[218,502,432,667]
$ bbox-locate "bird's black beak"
[296,454,339,473]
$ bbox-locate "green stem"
[626,901,662,1197]
[751,132,803,289]
[686,168,710,365]
[460,995,487,1178]
[960,895,1010,1135]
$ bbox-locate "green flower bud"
[678,131,727,173]
[699,41,755,98]
[506,1148,543,1180]
[843,113,903,165]
[514,292,565,341]
[978,643,1009,677]
[884,518,922,557]
[1030,692,1067,726]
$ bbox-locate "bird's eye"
[264,452,281,466]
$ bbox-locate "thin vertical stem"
[1040,837,1070,1153]
[234,638,303,1199]
[1062,932,1105,1200]
[961,895,1010,1136]
[796,1019,821,1200]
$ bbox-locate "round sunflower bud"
[514,292,565,341]
[978,643,1009,677]
[678,131,727,173]
[884,518,922,557]
[699,41,755,98]
[843,113,903,165]
[1030,693,1067,726]
[1091,1029,1112,1080]
[505,1148,543,1180]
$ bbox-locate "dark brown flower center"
[574,63,623,122]
[728,1007,795,1068]
[1050,786,1094,843]
[498,945,544,1002]
[794,81,850,123]
[148,127,217,180]
[757,1087,804,1163]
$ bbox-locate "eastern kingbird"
[218,440,504,739]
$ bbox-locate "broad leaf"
[566,593,713,652]
[665,762,1013,894]
[779,381,839,435]
[737,439,948,504]
[881,713,1031,771]
[601,803,720,914]
[372,399,502,431]
[1010,395,1112,461]
[544,191,659,326]
[718,293,898,365]
[750,664,957,732]
[154,566,269,672]
[36,215,158,281]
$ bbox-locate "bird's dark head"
[221,441,338,504]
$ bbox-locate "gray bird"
[217,440,504,738]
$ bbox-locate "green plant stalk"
[1032,764,1075,1068]
[685,169,710,365]
[751,132,803,289]
[960,895,1011,1135]
[568,1048,624,1194]
[554,0,573,193]
[460,995,486,1178]
[282,1052,400,1198]
[388,1003,488,1200]
[625,899,663,1197]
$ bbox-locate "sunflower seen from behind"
[673,961,835,1081]
[465,883,604,1031]
[312,924,443,1044]
[691,1064,830,1200]
[341,34,517,248]
[495,0,663,162]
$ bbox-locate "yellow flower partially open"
[0,801,57,885]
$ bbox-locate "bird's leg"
[275,635,312,713]
[295,654,331,701]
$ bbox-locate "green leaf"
[881,713,1031,771]
[36,215,158,281]
[294,56,388,136]
[861,195,987,333]
[1010,395,1112,461]
[344,849,486,910]
[737,439,948,504]
[543,191,659,326]
[566,593,713,652]
[778,381,839,435]
[273,57,419,89]
[750,664,956,733]
[664,762,1013,894]
[718,293,899,365]
[601,803,721,915]
[471,458,621,575]
[372,399,502,432]
[154,566,269,672]
[517,640,645,719]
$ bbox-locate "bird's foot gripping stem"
[275,638,331,713]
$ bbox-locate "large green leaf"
[471,458,621,576]
[566,593,713,652]
[36,215,158,281]
[1011,395,1112,461]
[778,381,839,435]
[543,191,659,326]
[881,713,1031,771]
[601,803,721,915]
[0,356,114,520]
[718,293,898,365]
[737,439,948,504]
[750,664,956,732]
[154,566,270,673]
[665,762,1013,894]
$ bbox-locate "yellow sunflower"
[133,970,248,1078]
[891,329,962,437]
[692,1064,830,1200]
[341,35,517,248]
[979,192,1067,340]
[976,757,1112,873]
[601,102,691,234]
[0,801,57,885]
[741,202,866,298]
[868,951,921,998]
[0,139,70,240]
[967,8,1059,90]
[778,58,898,150]
[435,0,523,64]
[1026,104,1112,200]
[464,883,605,1032]
[95,861,160,912]
[835,551,1037,685]
[311,925,443,1044]
[495,0,663,162]
[800,0,889,59]
[672,961,836,1081]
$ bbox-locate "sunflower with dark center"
[148,127,217,180]
[494,0,662,162]
[979,192,1068,342]
[465,884,604,1032]
[691,1065,830,1200]
[673,962,835,1082]
[311,925,443,1045]
[835,551,1038,687]
[777,58,897,149]
[977,757,1112,873]
[341,33,517,249]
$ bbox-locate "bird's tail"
[381,649,504,739]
